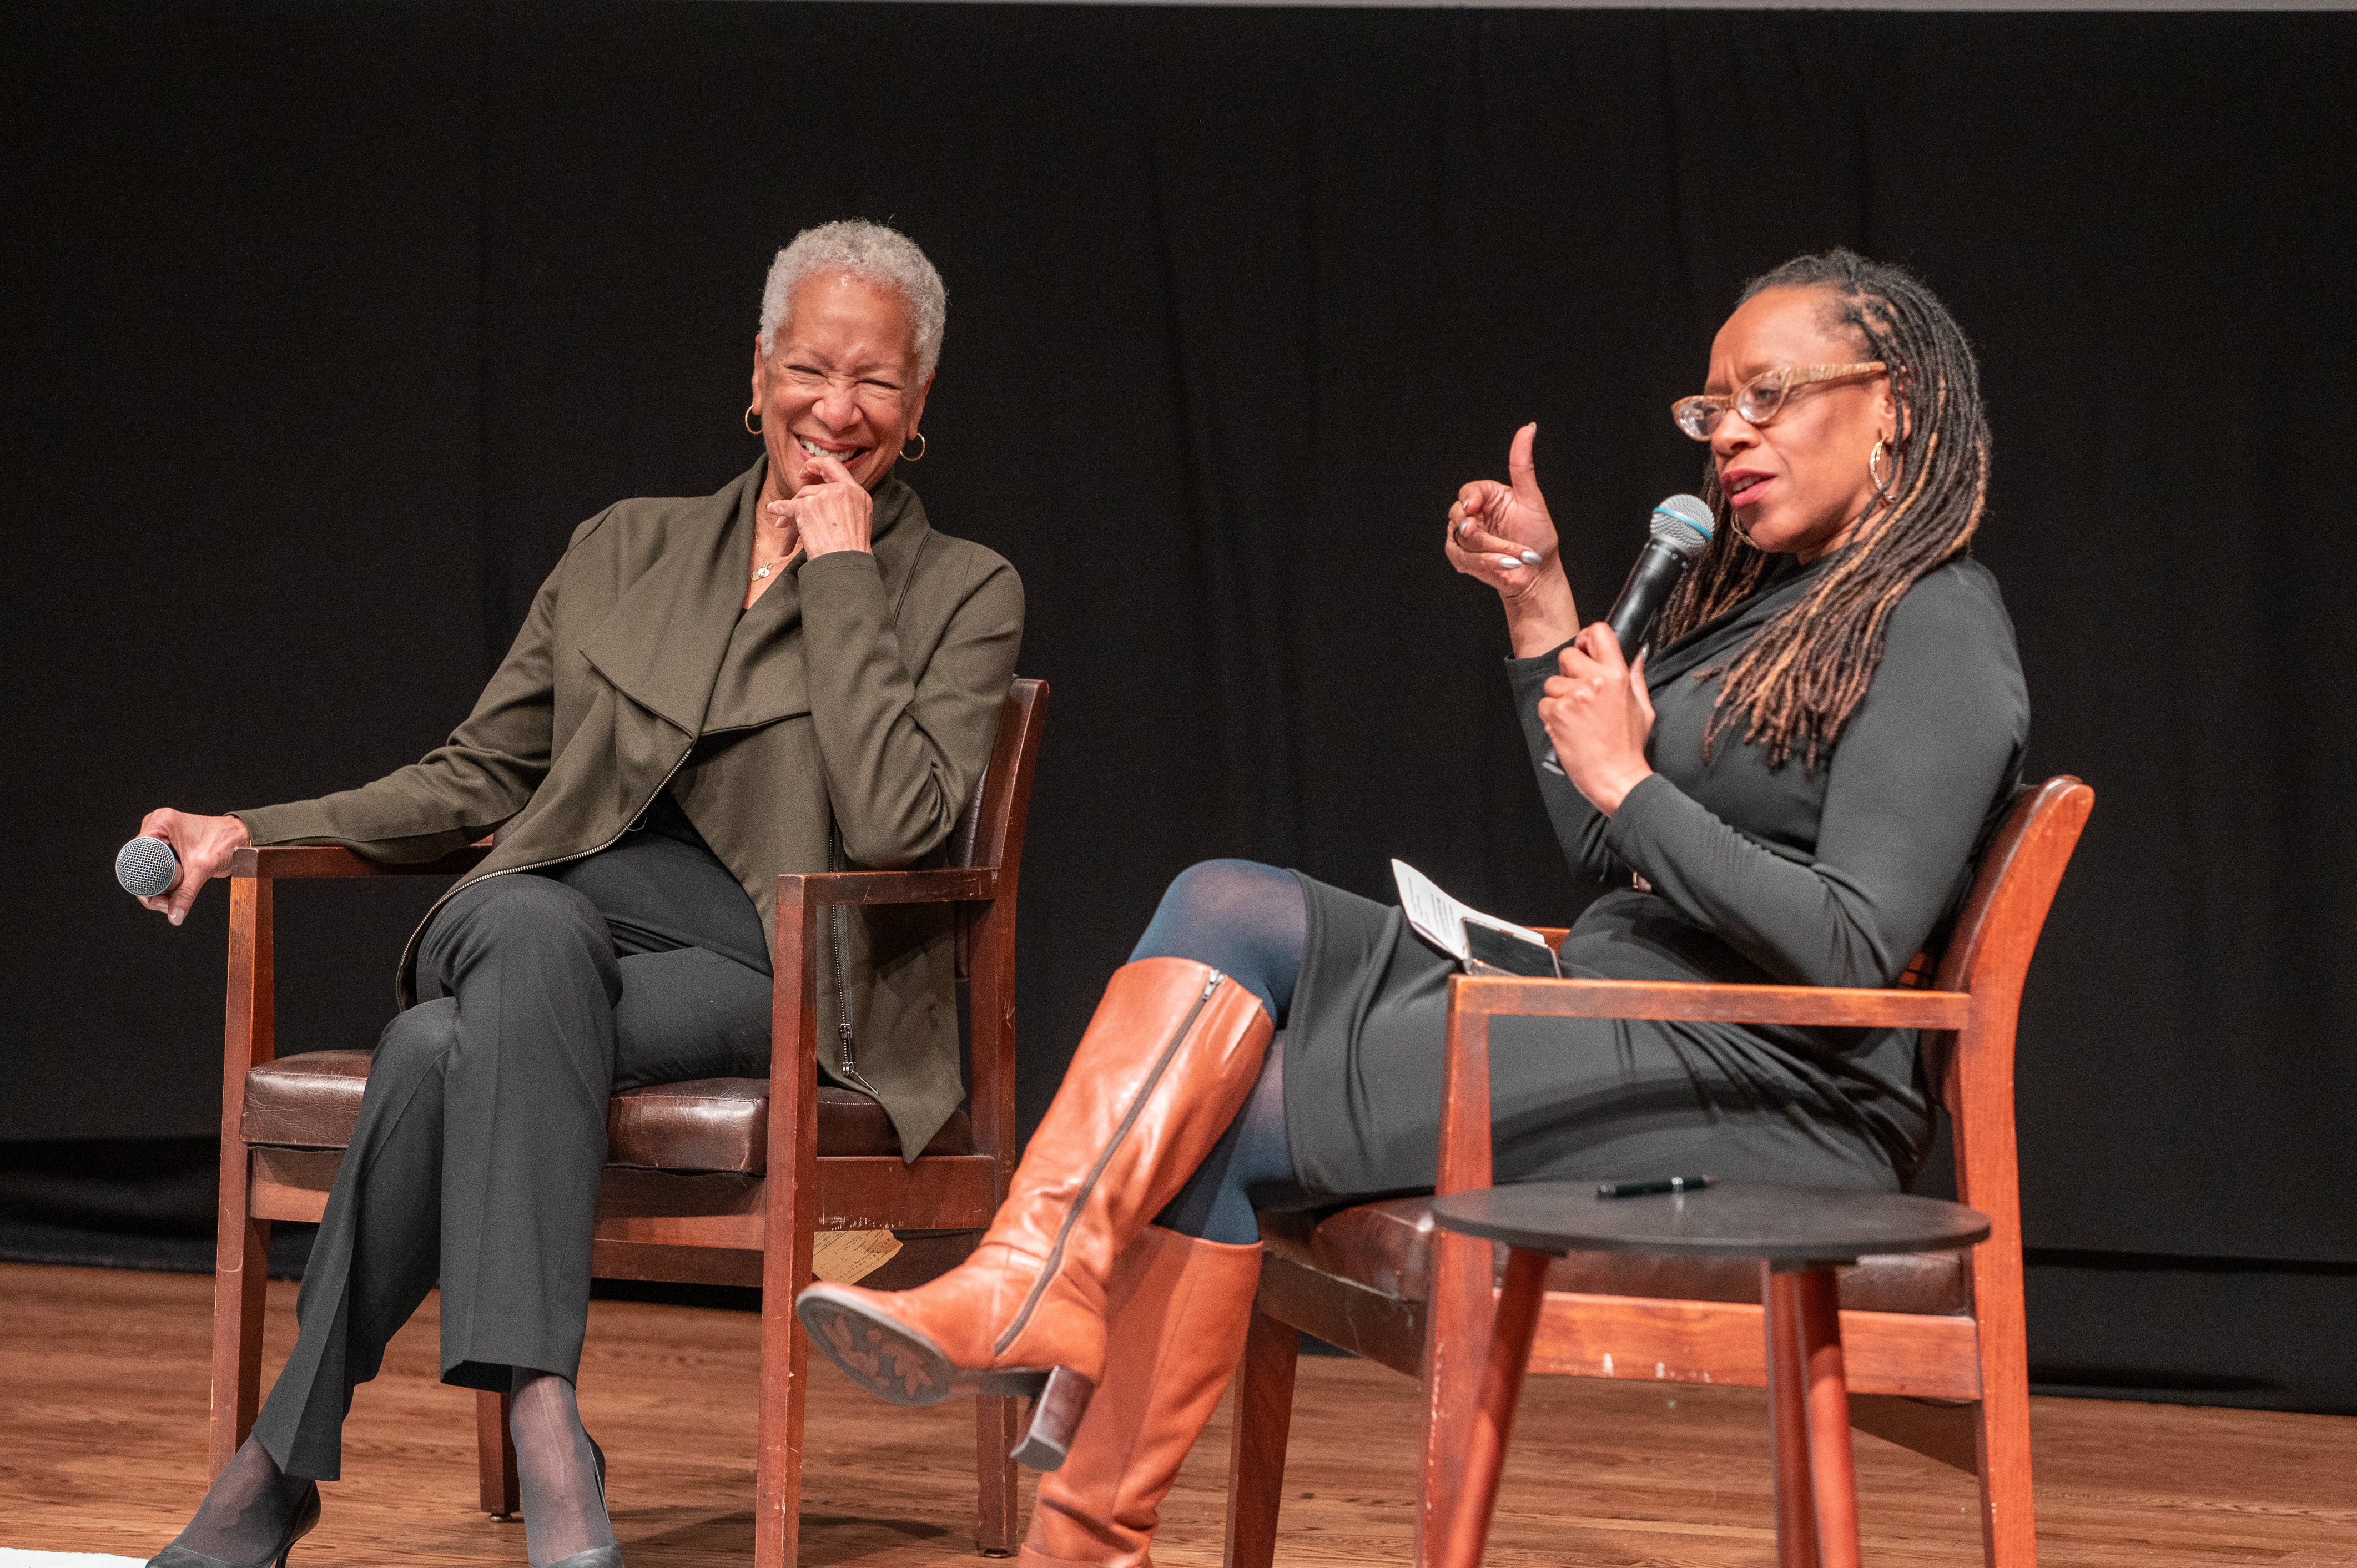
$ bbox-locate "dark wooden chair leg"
[976,1396,1021,1554]
[1436,1247,1550,1568]
[207,1209,269,1477]
[753,1253,809,1568]
[1222,1303,1302,1568]
[211,874,275,1479]
[477,1390,520,1518]
[1764,1267,1820,1568]
[1791,1267,1862,1568]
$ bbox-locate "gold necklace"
[752,542,803,581]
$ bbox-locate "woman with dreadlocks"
[798,249,2028,1567]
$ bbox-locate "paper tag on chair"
[811,1229,904,1285]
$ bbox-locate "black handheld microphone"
[1541,495,1716,778]
[117,835,182,898]
[1605,494,1716,657]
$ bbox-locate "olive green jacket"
[235,458,1025,1158]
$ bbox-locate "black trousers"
[250,816,772,1481]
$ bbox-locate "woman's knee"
[1139,860,1296,950]
[419,874,616,1000]
[369,998,458,1090]
[1131,859,1305,1019]
[1157,859,1288,919]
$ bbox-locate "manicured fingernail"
[1493,554,1523,569]
[1520,550,1541,564]
[1460,520,1476,536]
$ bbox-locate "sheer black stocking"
[166,1435,313,1564]
[511,1367,615,1567]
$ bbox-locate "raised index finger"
[804,451,861,487]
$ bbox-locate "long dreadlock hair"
[1651,249,1991,772]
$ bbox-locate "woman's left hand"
[1538,622,1656,816]
[777,452,874,557]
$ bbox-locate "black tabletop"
[1428,1182,1990,1262]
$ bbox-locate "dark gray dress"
[1281,555,2029,1201]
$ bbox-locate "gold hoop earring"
[744,404,763,436]
[900,432,927,463]
[1868,437,1895,503]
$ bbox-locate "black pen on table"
[1595,1176,1716,1198]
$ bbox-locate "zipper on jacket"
[395,746,699,1002]
[828,824,878,1098]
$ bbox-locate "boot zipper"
[992,969,1227,1357]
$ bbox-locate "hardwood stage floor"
[3,1263,2350,1566]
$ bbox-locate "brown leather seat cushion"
[239,1049,973,1172]
[1262,1196,1972,1317]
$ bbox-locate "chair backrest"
[948,681,1047,1159]
[1927,775,2094,1100]
[951,678,1047,874]
[1912,774,2091,1252]
[1933,776,2092,993]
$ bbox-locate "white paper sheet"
[1390,859,1551,961]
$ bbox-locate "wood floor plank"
[1,1263,2349,1566]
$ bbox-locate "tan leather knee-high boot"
[797,959,1271,1468]
[1019,1226,1263,1568]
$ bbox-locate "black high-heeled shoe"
[147,1481,320,1568]
[531,1435,623,1568]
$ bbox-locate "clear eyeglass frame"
[1671,361,1887,441]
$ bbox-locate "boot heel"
[1008,1365,1096,1471]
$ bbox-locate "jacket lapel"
[577,463,764,735]
[701,475,933,734]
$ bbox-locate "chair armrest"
[777,868,1000,908]
[226,844,493,880]
[1451,975,1968,1032]
[1434,974,1968,1197]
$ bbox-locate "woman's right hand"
[1446,423,1579,656]
[134,809,250,926]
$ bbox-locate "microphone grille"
[1650,493,1715,558]
[117,836,179,898]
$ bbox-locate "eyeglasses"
[1671,362,1886,441]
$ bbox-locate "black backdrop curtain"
[4,4,2353,1408]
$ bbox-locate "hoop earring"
[744,404,763,436]
[1868,437,1896,504]
[900,431,927,463]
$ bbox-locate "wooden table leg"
[1791,1264,1862,1568]
[1763,1266,1820,1568]
[1437,1247,1552,1568]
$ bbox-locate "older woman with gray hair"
[137,219,1023,1568]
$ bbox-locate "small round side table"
[1427,1182,1990,1568]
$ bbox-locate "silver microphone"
[1542,494,1716,778]
[116,836,182,898]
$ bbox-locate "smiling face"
[1704,286,1898,562]
[751,269,931,498]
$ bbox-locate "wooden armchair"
[210,677,1047,1568]
[1225,775,2093,1568]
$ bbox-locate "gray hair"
[757,219,946,382]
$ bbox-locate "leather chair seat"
[1261,1196,1972,1316]
[239,1048,973,1173]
